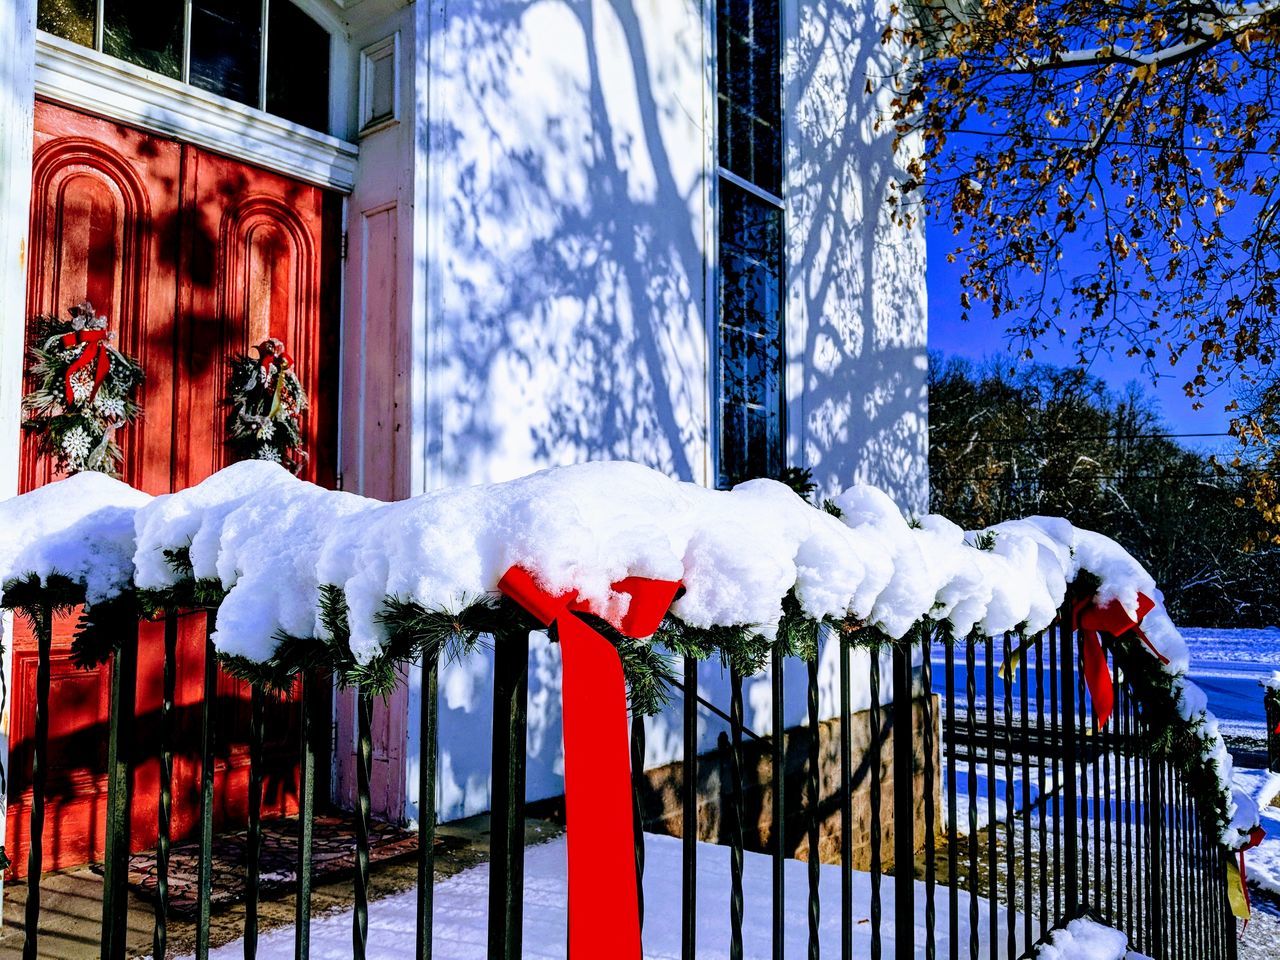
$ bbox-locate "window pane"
[717,181,783,487]
[104,0,183,79]
[716,0,781,193]
[266,0,330,131]
[38,0,96,48]
[190,0,263,107]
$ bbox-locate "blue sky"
[927,223,1236,453]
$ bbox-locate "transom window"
[716,0,784,489]
[37,0,332,133]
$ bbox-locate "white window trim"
[358,31,400,137]
[34,31,358,193]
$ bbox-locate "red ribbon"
[60,329,111,406]
[257,347,293,378]
[1240,825,1267,930]
[1075,592,1165,729]
[497,566,680,960]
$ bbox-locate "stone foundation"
[637,696,940,870]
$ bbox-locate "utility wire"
[933,430,1233,445]
[948,127,1278,160]
[932,472,1242,483]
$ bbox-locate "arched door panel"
[8,99,339,877]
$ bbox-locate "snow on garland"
[0,459,1258,846]
[1032,917,1147,960]
[21,301,144,476]
[224,338,308,474]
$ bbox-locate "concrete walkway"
[0,815,558,959]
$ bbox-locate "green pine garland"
[225,338,308,474]
[0,533,1246,846]
[21,301,143,477]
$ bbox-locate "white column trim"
[34,32,359,193]
[0,0,37,920]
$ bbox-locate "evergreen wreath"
[21,301,144,477]
[225,338,309,474]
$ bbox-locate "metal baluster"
[632,710,647,933]
[1136,698,1147,952]
[196,612,218,960]
[1141,748,1153,957]
[921,629,936,960]
[154,608,177,960]
[1172,766,1180,958]
[1036,629,1048,939]
[983,634,997,960]
[1174,768,1184,960]
[771,649,785,960]
[22,601,53,960]
[1092,649,1103,914]
[1077,627,1090,913]
[807,654,820,960]
[103,610,139,959]
[945,640,959,960]
[682,656,698,960]
[1002,634,1015,960]
[1119,683,1130,942]
[417,654,439,960]
[1102,662,1113,927]
[1061,604,1079,923]
[1019,633,1032,953]
[966,639,979,960]
[870,647,883,960]
[488,629,528,960]
[245,684,265,960]
[1147,755,1164,960]
[295,671,317,960]
[892,637,915,958]
[730,668,745,960]
[1050,616,1061,925]
[353,689,372,960]
[840,634,853,960]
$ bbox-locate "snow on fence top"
[0,459,1253,845]
[0,470,150,608]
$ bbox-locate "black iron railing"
[8,597,1238,959]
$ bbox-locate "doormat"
[124,816,427,917]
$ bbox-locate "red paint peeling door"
[7,100,340,877]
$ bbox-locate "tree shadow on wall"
[421,0,925,503]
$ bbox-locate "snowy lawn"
[1234,767,1280,898]
[187,833,1023,959]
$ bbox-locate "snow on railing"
[0,459,1256,959]
[0,460,1252,839]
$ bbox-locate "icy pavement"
[188,833,1021,959]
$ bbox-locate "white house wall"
[419,0,712,490]
[413,0,712,824]
[406,0,925,825]
[784,0,928,514]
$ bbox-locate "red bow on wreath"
[254,338,293,378]
[1075,592,1167,729]
[61,328,111,406]
[497,565,681,960]
[254,339,295,419]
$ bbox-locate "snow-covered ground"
[934,626,1280,835]
[1231,768,1280,960]
[1234,768,1280,898]
[1181,628,1280,741]
[187,833,1023,960]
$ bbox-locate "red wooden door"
[8,100,339,877]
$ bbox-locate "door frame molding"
[34,32,359,193]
